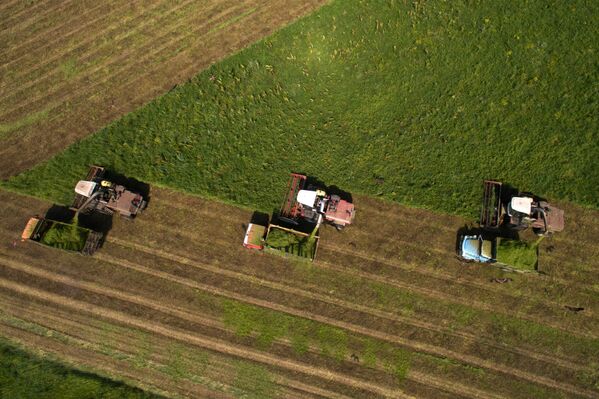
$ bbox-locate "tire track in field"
[0,254,508,399]
[0,251,490,398]
[317,242,599,332]
[0,277,414,399]
[0,322,232,399]
[132,212,599,341]
[0,1,323,176]
[2,0,291,120]
[0,0,238,108]
[0,250,592,398]
[0,0,69,34]
[0,0,141,74]
[94,242,598,398]
[0,295,338,399]
[101,237,591,375]
[0,0,257,129]
[0,0,188,90]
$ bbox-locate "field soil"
[0,0,327,178]
[0,187,597,398]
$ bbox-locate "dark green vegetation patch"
[0,339,162,399]
[4,0,598,216]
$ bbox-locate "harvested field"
[0,187,598,398]
[0,0,327,178]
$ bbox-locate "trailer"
[244,222,319,261]
[21,217,103,255]
[458,233,540,273]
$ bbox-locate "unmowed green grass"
[4,0,598,217]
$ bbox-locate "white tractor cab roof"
[75,180,97,197]
[510,197,533,215]
[297,190,318,207]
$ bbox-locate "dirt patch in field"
[0,0,328,178]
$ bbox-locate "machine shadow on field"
[242,211,270,235]
[44,205,76,224]
[304,175,353,203]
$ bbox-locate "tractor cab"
[480,180,564,236]
[280,173,355,230]
[72,166,147,219]
[507,197,533,218]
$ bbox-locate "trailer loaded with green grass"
[459,233,541,273]
[244,223,319,261]
[21,217,102,255]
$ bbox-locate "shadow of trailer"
[243,223,319,262]
[21,216,103,256]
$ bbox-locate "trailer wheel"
[334,224,345,232]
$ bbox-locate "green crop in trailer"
[40,218,88,251]
[265,229,317,259]
[496,238,541,272]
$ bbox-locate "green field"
[3,0,598,216]
[0,339,161,399]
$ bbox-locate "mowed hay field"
[0,188,599,398]
[0,0,327,178]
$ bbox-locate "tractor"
[278,173,355,230]
[480,180,564,236]
[71,166,146,219]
